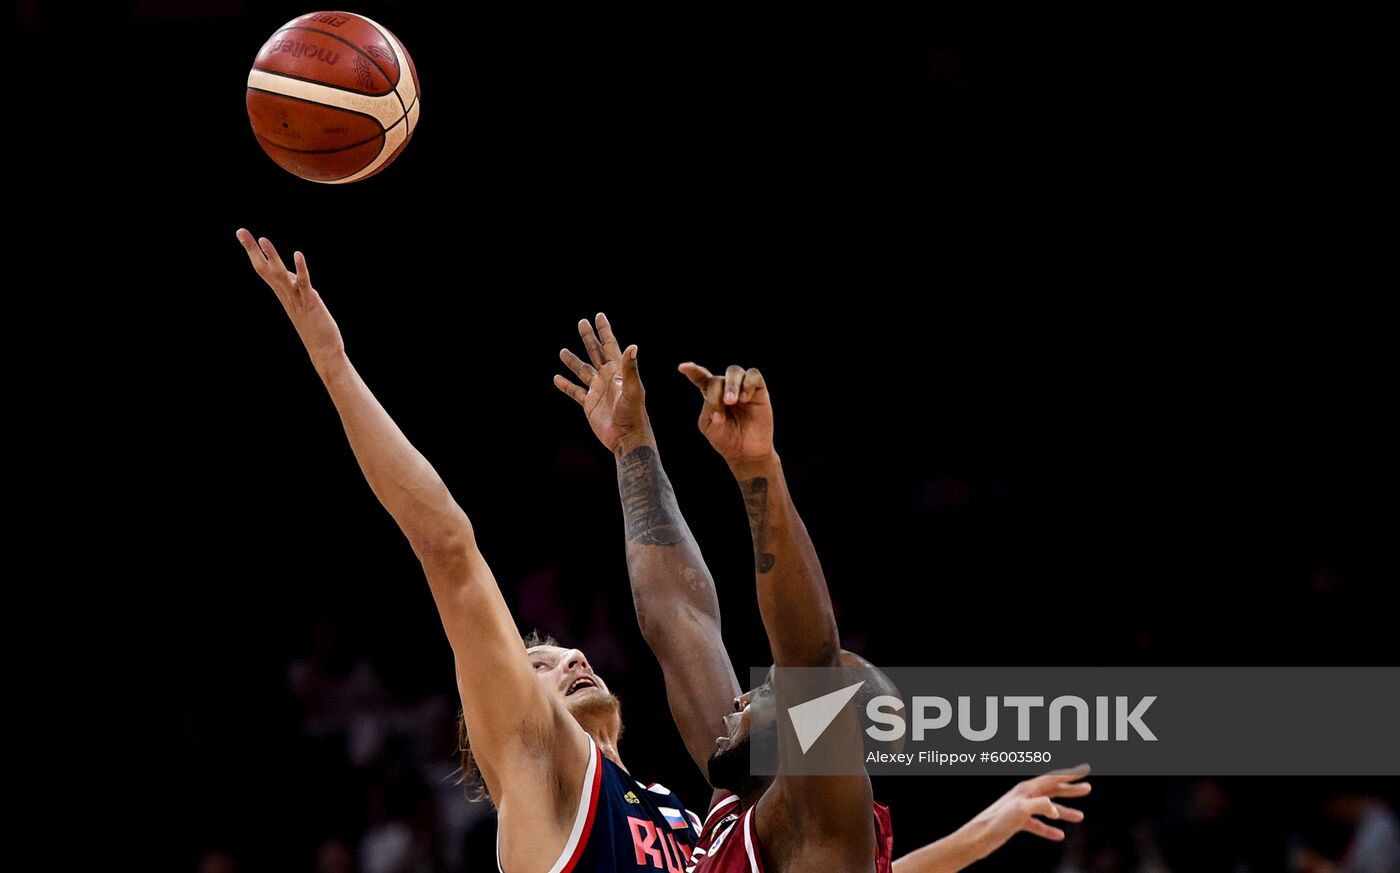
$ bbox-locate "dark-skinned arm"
[555,314,742,782]
[680,362,873,870]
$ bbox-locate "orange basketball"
[246,11,420,183]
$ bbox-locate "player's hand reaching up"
[236,229,343,363]
[963,766,1091,858]
[678,362,774,466]
[554,313,650,454]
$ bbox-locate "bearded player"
[555,315,1091,872]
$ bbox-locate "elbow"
[634,606,668,650]
[635,600,717,654]
[632,595,667,649]
[413,523,478,571]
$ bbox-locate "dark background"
[10,1,1395,871]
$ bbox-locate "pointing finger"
[678,362,715,393]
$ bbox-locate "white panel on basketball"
[357,15,419,112]
[246,69,405,129]
[329,112,408,185]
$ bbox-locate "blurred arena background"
[9,2,1394,871]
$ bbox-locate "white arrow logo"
[787,681,866,754]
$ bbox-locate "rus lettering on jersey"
[628,817,692,872]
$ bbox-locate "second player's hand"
[236,229,343,363]
[962,766,1090,859]
[678,362,774,466]
[554,313,649,453]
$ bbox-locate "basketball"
[246,11,420,183]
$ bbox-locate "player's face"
[527,645,617,713]
[707,671,776,795]
[717,686,757,752]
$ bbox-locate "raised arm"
[554,314,741,780]
[677,363,838,667]
[680,362,872,870]
[237,231,587,812]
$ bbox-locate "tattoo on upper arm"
[740,477,776,573]
[617,445,685,546]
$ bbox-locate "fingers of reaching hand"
[293,250,311,292]
[678,363,725,428]
[578,319,606,368]
[258,236,290,277]
[724,365,745,405]
[236,228,269,274]
[740,367,765,403]
[1024,765,1089,796]
[620,344,642,396]
[594,312,624,364]
[1035,796,1082,823]
[702,375,724,428]
[553,373,587,405]
[560,348,596,386]
[678,362,715,392]
[1025,816,1066,841]
[1053,804,1083,823]
[1051,780,1092,798]
[1025,797,1069,838]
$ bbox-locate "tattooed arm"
[680,363,873,871]
[555,315,741,780]
[677,364,839,667]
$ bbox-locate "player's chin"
[565,686,620,716]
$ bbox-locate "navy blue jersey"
[499,736,703,873]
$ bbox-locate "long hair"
[456,629,559,803]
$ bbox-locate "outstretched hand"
[236,229,343,361]
[554,313,648,453]
[964,766,1091,858]
[677,362,774,465]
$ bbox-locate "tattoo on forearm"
[741,477,777,573]
[617,445,685,546]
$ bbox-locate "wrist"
[311,346,350,381]
[613,421,657,458]
[954,818,996,863]
[727,450,780,480]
